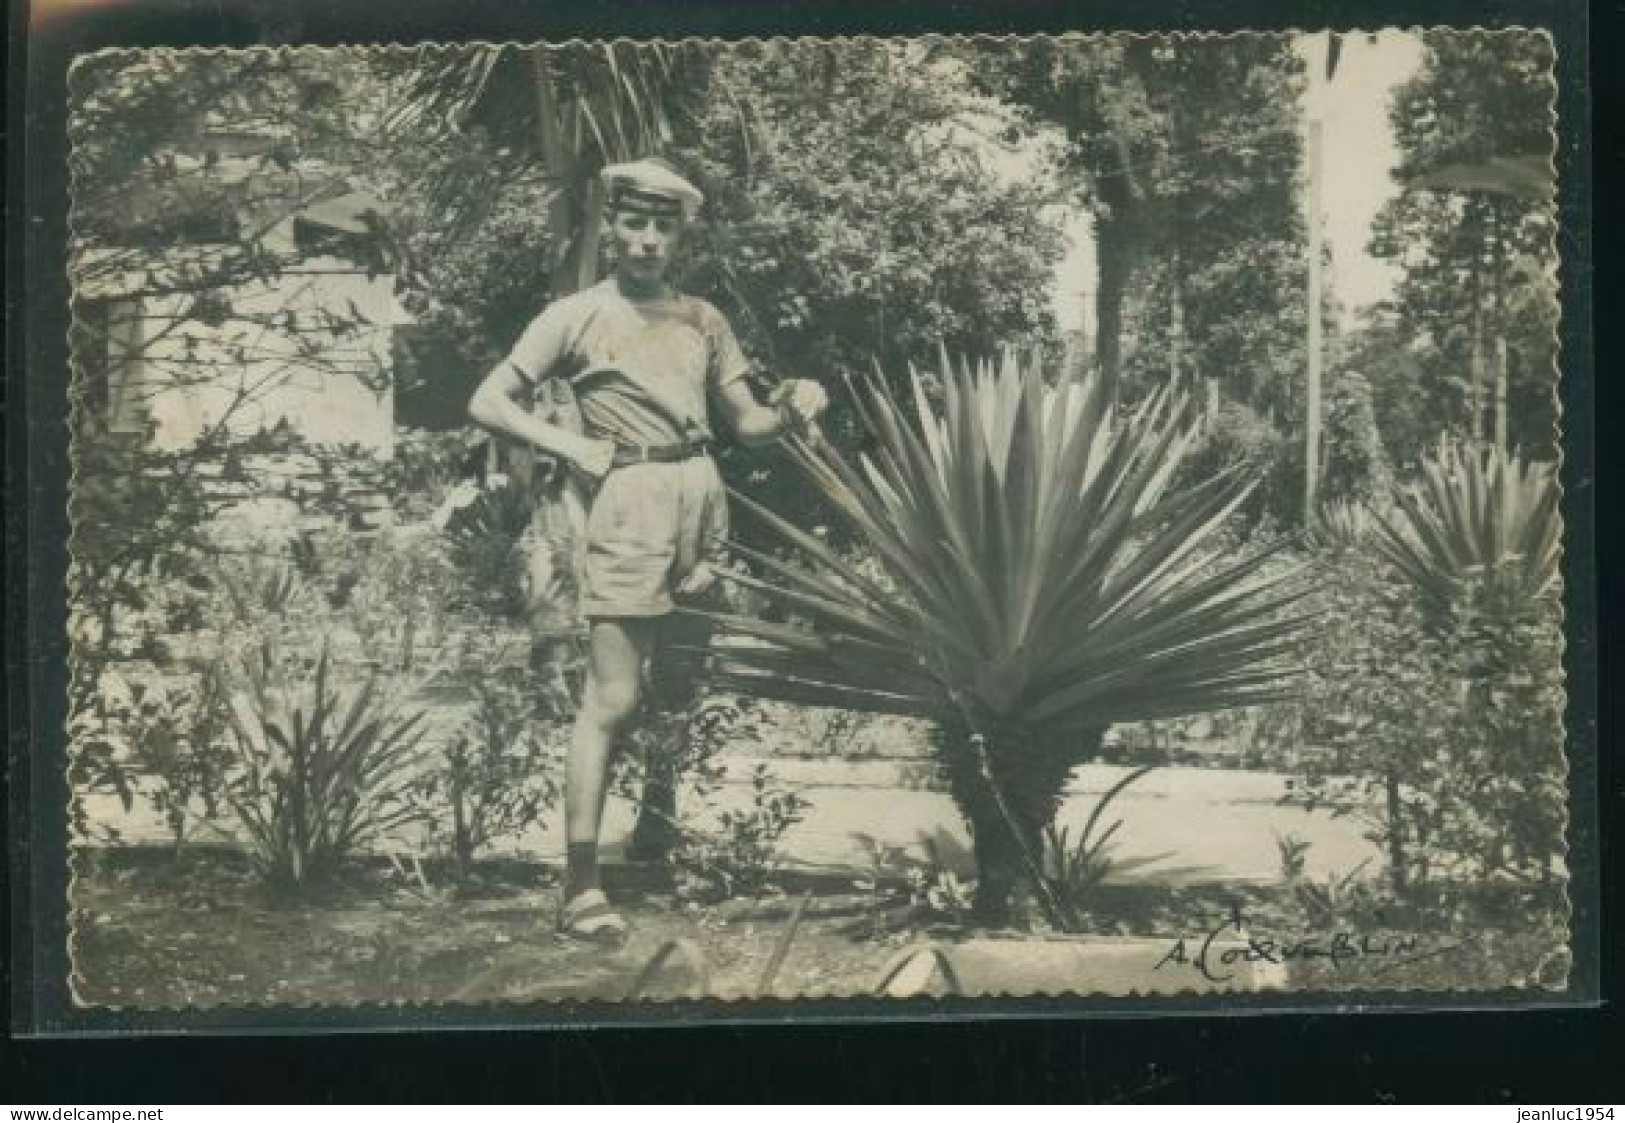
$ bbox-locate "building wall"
[113,257,403,454]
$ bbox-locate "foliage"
[84,668,234,850]
[909,867,976,925]
[384,427,489,521]
[1338,317,1436,471]
[1289,503,1566,899]
[1368,30,1559,456]
[1371,441,1560,625]
[1426,590,1566,887]
[1274,832,1313,882]
[976,36,1307,414]
[1297,862,1381,930]
[849,834,972,935]
[67,436,223,833]
[1320,370,1395,507]
[404,666,563,881]
[67,50,409,832]
[1314,498,1379,553]
[1287,539,1453,894]
[377,40,716,442]
[385,42,712,289]
[1173,399,1292,526]
[661,40,1069,543]
[673,764,810,904]
[678,41,1064,379]
[440,477,536,620]
[220,646,429,896]
[1039,766,1189,928]
[700,354,1307,923]
[68,51,394,415]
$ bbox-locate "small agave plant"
[1371,441,1561,625]
[689,352,1309,925]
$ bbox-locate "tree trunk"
[939,723,1104,928]
[1490,202,1509,450]
[1384,767,1409,898]
[1094,214,1138,414]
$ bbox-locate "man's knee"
[586,676,642,731]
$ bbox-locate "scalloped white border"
[61,27,1570,1015]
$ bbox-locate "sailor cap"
[601,158,705,218]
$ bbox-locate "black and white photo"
[58,30,1572,1010]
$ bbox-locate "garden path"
[83,759,1382,885]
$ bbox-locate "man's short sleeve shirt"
[504,279,752,446]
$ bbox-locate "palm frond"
[704,353,1308,745]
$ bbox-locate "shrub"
[385,427,487,522]
[1290,515,1566,902]
[1372,442,1560,625]
[441,477,535,620]
[404,666,563,882]
[221,645,429,896]
[672,763,810,903]
[121,669,234,849]
[615,692,772,869]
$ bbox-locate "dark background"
[5,0,1616,1102]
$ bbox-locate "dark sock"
[564,841,600,901]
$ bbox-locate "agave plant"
[686,354,1308,924]
[1371,442,1561,624]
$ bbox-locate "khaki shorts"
[578,456,729,618]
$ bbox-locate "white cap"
[600,158,704,218]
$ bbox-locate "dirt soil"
[69,848,1566,1009]
[70,847,928,1008]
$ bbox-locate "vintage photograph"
[62,30,1569,1009]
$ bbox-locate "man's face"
[608,206,683,283]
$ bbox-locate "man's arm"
[713,378,828,448]
[468,361,614,478]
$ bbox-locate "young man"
[468,157,828,945]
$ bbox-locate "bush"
[221,645,429,896]
[1288,531,1566,904]
[440,477,535,620]
[672,763,810,904]
[404,665,564,882]
[119,670,234,849]
[385,427,488,522]
[1174,399,1291,526]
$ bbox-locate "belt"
[609,438,713,469]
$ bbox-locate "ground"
[72,848,913,1006]
[69,847,1566,1007]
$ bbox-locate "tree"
[660,40,1066,541]
[1368,30,1558,458]
[976,36,1307,416]
[675,41,1064,378]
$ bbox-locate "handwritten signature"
[1154,908,1464,983]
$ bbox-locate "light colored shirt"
[504,278,752,446]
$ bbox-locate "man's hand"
[675,561,718,599]
[573,436,616,482]
[777,379,830,436]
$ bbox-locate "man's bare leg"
[564,616,657,903]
